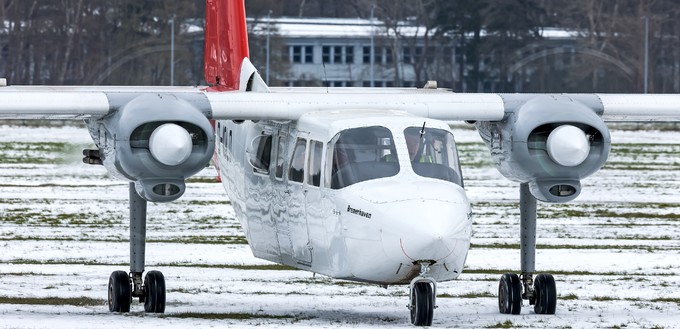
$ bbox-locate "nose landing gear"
[408,262,437,326]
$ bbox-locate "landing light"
[546,125,590,167]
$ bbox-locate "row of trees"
[1,0,679,92]
[0,0,203,85]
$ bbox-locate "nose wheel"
[408,262,436,326]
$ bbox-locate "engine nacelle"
[87,94,214,202]
[475,95,611,203]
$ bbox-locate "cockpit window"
[404,127,463,186]
[329,126,399,189]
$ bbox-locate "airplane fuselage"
[215,109,473,285]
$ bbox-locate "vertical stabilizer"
[204,0,249,91]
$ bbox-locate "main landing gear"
[498,183,557,315]
[408,262,437,326]
[108,183,166,313]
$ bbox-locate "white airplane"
[1,0,680,326]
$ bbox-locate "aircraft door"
[286,137,313,266]
[304,140,326,267]
[271,129,295,263]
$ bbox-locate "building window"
[323,46,331,63]
[415,46,423,63]
[290,45,314,64]
[321,45,354,64]
[363,47,392,65]
[326,81,355,87]
[403,46,423,64]
[403,47,411,64]
[346,46,354,64]
[305,45,313,63]
[292,45,302,63]
[333,46,342,63]
[426,46,435,64]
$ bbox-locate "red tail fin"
[204,0,249,91]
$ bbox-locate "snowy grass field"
[0,124,679,328]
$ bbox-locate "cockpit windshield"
[329,126,399,189]
[404,127,463,186]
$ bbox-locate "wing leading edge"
[1,85,680,122]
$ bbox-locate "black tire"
[144,270,166,313]
[410,282,434,326]
[498,273,522,315]
[108,271,131,312]
[533,273,557,314]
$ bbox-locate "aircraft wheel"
[108,271,131,312]
[498,273,522,314]
[410,282,434,326]
[143,270,166,313]
[533,273,556,314]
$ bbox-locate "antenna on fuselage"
[415,121,427,162]
[322,62,329,93]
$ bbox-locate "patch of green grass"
[439,291,495,298]
[0,296,104,306]
[5,259,297,271]
[148,235,248,245]
[486,320,515,328]
[184,200,231,206]
[0,141,96,164]
[158,263,298,271]
[185,177,220,184]
[592,296,618,302]
[651,297,680,306]
[461,268,670,276]
[561,293,579,300]
[7,258,126,266]
[0,272,57,277]
[160,312,298,320]
[470,243,663,252]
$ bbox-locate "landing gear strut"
[108,183,166,313]
[408,262,436,326]
[498,183,557,315]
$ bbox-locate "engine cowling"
[475,95,611,203]
[87,94,215,202]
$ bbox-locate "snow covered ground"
[0,125,679,328]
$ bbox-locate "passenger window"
[308,140,323,187]
[250,134,272,174]
[227,130,233,160]
[275,135,287,179]
[289,138,306,183]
